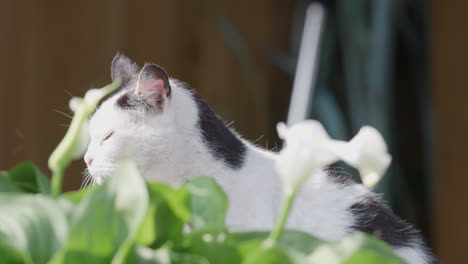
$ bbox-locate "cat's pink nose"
[84,156,93,167]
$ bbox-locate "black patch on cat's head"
[349,195,419,248]
[94,53,139,113]
[192,92,246,170]
[116,92,140,109]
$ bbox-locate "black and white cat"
[84,54,437,264]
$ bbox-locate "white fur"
[85,80,432,264]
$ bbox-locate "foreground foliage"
[0,161,404,264]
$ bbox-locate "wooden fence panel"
[433,0,468,262]
[0,0,294,191]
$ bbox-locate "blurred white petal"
[84,88,107,104]
[276,121,391,194]
[67,87,111,159]
[344,126,391,189]
[69,97,83,112]
[72,120,90,159]
[276,121,338,195]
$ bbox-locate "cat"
[84,54,438,264]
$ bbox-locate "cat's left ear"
[135,64,171,110]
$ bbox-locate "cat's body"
[84,54,437,263]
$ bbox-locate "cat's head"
[84,54,182,184]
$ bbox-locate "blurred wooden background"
[432,0,468,263]
[0,0,293,190]
[1,0,467,262]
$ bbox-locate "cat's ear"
[135,64,171,110]
[111,53,140,83]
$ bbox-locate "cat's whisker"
[80,169,94,190]
[270,142,279,152]
[252,135,264,145]
[225,120,235,128]
[79,172,87,189]
[64,89,74,98]
[85,175,93,189]
[52,109,73,120]
[80,173,89,190]
[80,177,86,190]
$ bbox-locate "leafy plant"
[0,81,406,263]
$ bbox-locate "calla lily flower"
[48,79,121,172]
[48,79,121,197]
[67,88,112,159]
[276,120,391,195]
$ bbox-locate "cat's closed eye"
[101,131,114,144]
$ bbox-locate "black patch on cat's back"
[326,168,356,186]
[349,195,418,248]
[192,93,246,169]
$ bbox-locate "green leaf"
[123,246,209,264]
[0,194,70,264]
[276,230,324,255]
[237,239,305,264]
[177,231,241,264]
[184,177,228,231]
[6,162,51,194]
[61,187,96,204]
[0,171,22,193]
[51,159,148,264]
[148,183,190,222]
[136,183,190,248]
[231,230,324,255]
[232,231,404,263]
[307,232,405,264]
[345,250,403,264]
[242,246,295,264]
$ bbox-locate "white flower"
[276,121,337,195]
[276,120,391,194]
[328,126,392,189]
[67,86,118,159]
[48,78,121,176]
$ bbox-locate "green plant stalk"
[267,169,313,243]
[48,79,121,197]
[268,193,295,242]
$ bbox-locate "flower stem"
[50,168,64,198]
[268,193,295,242]
[48,79,121,198]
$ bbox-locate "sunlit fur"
[85,78,435,264]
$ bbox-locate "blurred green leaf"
[307,232,405,264]
[242,244,296,264]
[124,246,209,264]
[136,183,190,248]
[178,231,241,264]
[51,159,148,264]
[237,238,310,264]
[5,162,50,194]
[345,250,402,264]
[0,171,23,193]
[0,194,70,264]
[185,177,228,231]
[61,187,96,204]
[231,230,324,255]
